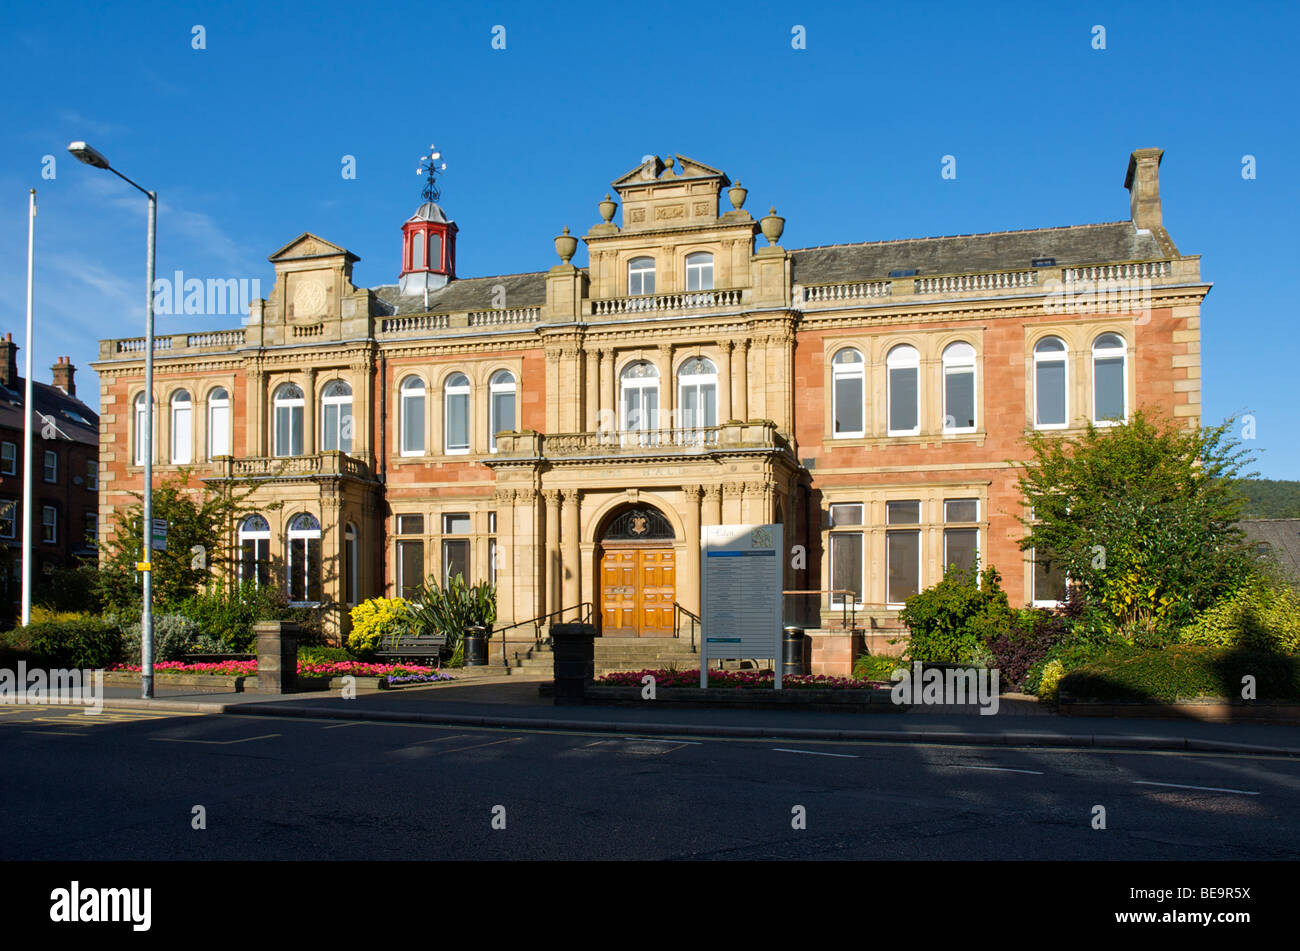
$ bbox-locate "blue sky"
[2,1,1296,476]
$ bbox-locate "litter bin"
[782,625,806,678]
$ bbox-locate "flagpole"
[21,189,35,626]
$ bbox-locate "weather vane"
[417,144,448,203]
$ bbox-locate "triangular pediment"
[268,232,358,263]
[611,154,730,190]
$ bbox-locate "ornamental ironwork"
[601,506,674,541]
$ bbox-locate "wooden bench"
[374,632,448,664]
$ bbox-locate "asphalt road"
[3,704,1299,861]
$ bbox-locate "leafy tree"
[1016,411,1259,644]
[1235,478,1300,519]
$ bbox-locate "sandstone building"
[93,149,1207,671]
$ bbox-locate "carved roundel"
[293,278,327,319]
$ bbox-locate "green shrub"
[1178,581,1300,654]
[298,645,353,664]
[899,567,1012,664]
[120,614,201,663]
[852,653,906,681]
[1025,638,1131,696]
[12,618,123,668]
[1059,645,1300,702]
[175,582,320,652]
[1037,660,1067,703]
[347,598,419,658]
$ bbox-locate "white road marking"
[151,733,281,746]
[433,737,522,755]
[943,764,1044,775]
[1133,780,1259,796]
[771,748,859,759]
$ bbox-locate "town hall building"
[92,148,1208,672]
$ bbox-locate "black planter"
[464,626,488,667]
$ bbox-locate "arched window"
[428,233,443,271]
[238,514,270,588]
[627,256,655,296]
[620,361,660,440]
[207,387,230,458]
[399,376,425,455]
[1033,337,1068,429]
[273,383,304,457]
[444,372,470,454]
[133,392,150,466]
[677,356,718,440]
[886,345,920,436]
[685,252,714,292]
[170,390,192,464]
[344,522,358,606]
[942,342,977,432]
[321,379,353,452]
[831,348,865,438]
[411,232,425,270]
[1092,333,1127,424]
[489,370,516,452]
[286,512,322,604]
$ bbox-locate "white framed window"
[1,442,16,475]
[885,500,921,605]
[207,387,231,458]
[43,450,57,483]
[828,503,865,610]
[620,361,660,436]
[86,459,97,490]
[399,376,426,455]
[685,252,714,292]
[170,389,192,464]
[444,373,470,454]
[627,256,655,296]
[886,345,920,436]
[133,392,150,465]
[41,505,57,543]
[489,370,516,452]
[1092,333,1127,425]
[943,498,979,577]
[286,512,322,604]
[942,342,976,432]
[831,348,865,438]
[1033,337,1068,429]
[677,356,718,436]
[321,379,353,452]
[344,522,358,606]
[273,383,304,457]
[395,514,425,600]
[1031,547,1068,607]
[441,512,471,586]
[0,500,15,539]
[239,514,271,588]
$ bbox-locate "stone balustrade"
[490,421,788,461]
[208,451,372,481]
[589,288,743,317]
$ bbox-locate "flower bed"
[108,660,454,682]
[597,668,890,690]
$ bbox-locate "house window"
[399,376,426,455]
[41,505,57,543]
[886,345,920,436]
[627,256,655,296]
[1034,337,1068,429]
[444,373,470,454]
[442,512,471,586]
[0,500,15,539]
[170,389,192,464]
[395,515,424,600]
[620,361,660,436]
[273,383,305,457]
[489,370,516,452]
[685,252,714,292]
[286,512,322,604]
[43,450,57,483]
[943,498,979,577]
[828,503,864,609]
[344,523,358,605]
[1,442,15,475]
[134,392,150,465]
[886,500,921,605]
[238,514,271,588]
[85,512,97,545]
[942,342,976,432]
[677,356,718,436]
[208,387,231,458]
[831,348,865,438]
[321,380,353,453]
[86,459,97,490]
[1092,333,1127,424]
[1032,547,1068,607]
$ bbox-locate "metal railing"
[781,589,861,632]
[491,601,593,666]
[673,602,701,653]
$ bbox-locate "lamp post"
[67,141,157,699]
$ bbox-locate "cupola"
[399,144,458,297]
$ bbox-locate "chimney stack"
[1125,147,1164,231]
[52,355,76,397]
[0,333,17,389]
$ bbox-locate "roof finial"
[417,143,448,203]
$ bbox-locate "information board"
[699,523,784,689]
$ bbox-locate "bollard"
[254,621,299,694]
[550,622,597,705]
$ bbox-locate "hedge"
[1058,645,1300,702]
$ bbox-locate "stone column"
[544,349,561,434]
[680,484,702,616]
[303,369,318,455]
[561,488,580,613]
[734,340,750,421]
[543,489,562,617]
[585,345,599,431]
[248,366,265,456]
[350,359,370,460]
[600,348,615,432]
[655,343,673,431]
[494,489,516,628]
[702,485,722,526]
[718,341,734,421]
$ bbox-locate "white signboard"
[699,523,784,689]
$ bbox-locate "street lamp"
[68,141,157,699]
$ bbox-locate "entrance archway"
[597,505,676,637]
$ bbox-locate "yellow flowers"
[347,597,416,654]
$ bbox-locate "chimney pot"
[51,356,76,397]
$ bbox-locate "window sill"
[826,432,987,449]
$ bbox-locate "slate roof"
[790,221,1164,285]
[0,379,99,448]
[1240,519,1300,586]
[372,271,548,316]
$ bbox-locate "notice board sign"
[699,523,784,689]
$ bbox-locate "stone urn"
[760,207,785,246]
[598,194,617,223]
[554,226,578,263]
[728,181,748,211]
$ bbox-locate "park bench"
[374,632,448,664]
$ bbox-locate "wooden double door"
[599,545,676,637]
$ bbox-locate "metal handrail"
[673,602,701,653]
[492,602,593,666]
[781,589,863,633]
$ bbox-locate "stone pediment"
[268,232,359,264]
[611,154,730,189]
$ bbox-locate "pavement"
[91,674,1300,757]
